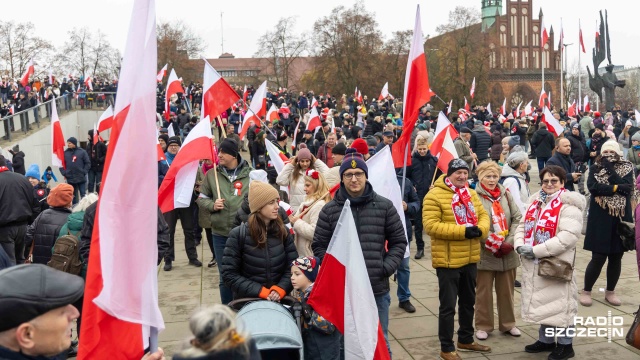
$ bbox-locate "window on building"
[522,50,529,68]
[521,16,528,46]
[532,25,539,47]
[511,50,519,69]
[511,15,518,46]
[532,50,538,69]
[244,70,258,77]
[220,70,237,77]
[500,51,507,68]
[490,51,496,68]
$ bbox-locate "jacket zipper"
[265,236,272,286]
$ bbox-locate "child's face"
[291,266,311,291]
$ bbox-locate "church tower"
[481,0,503,31]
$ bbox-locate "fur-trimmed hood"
[527,190,586,212]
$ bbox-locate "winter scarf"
[593,154,633,217]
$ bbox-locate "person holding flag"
[422,158,491,359]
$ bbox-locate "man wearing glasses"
[312,147,407,357]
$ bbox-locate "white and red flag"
[567,100,577,117]
[291,119,303,151]
[524,100,534,116]
[579,22,586,53]
[167,124,176,138]
[307,200,391,360]
[379,82,389,100]
[239,80,267,140]
[391,5,435,168]
[78,0,164,358]
[430,111,459,173]
[541,106,564,137]
[470,77,476,99]
[9,105,14,115]
[84,76,93,91]
[156,63,167,82]
[50,97,65,168]
[159,116,214,212]
[20,59,34,87]
[583,95,590,112]
[266,103,280,122]
[538,88,547,109]
[93,123,100,145]
[310,96,319,109]
[97,105,114,133]
[265,139,290,194]
[464,96,470,112]
[201,60,240,120]
[499,98,506,116]
[354,87,358,101]
[540,17,549,49]
[446,99,452,115]
[357,90,363,104]
[306,107,322,131]
[486,103,492,116]
[515,101,523,118]
[164,68,184,120]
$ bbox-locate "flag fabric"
[500,98,506,116]
[50,98,65,168]
[307,200,391,360]
[279,200,295,234]
[541,106,564,137]
[156,63,167,82]
[239,81,267,140]
[306,107,322,131]
[486,103,492,116]
[446,99,452,115]
[558,21,564,54]
[291,119,303,151]
[97,105,114,133]
[201,60,240,120]
[265,139,289,174]
[78,0,163,358]
[156,129,166,162]
[354,87,358,101]
[310,96,319,109]
[9,105,14,115]
[470,77,476,99]
[164,69,184,120]
[167,124,176,138]
[159,116,214,212]
[579,23,586,53]
[93,123,99,145]
[540,17,549,48]
[267,103,280,122]
[20,59,34,87]
[515,101,523,118]
[524,100,533,116]
[583,95,590,112]
[567,100,577,117]
[538,88,547,109]
[391,5,435,168]
[357,90,363,104]
[85,76,93,91]
[430,112,459,173]
[464,96,470,111]
[379,82,389,100]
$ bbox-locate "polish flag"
[78,0,164,358]
[279,200,293,216]
[291,119,303,151]
[486,103,492,116]
[499,98,507,116]
[9,105,14,115]
[239,80,267,140]
[429,111,459,173]
[20,59,34,87]
[85,76,93,91]
[167,124,176,138]
[524,100,534,116]
[156,129,166,162]
[266,103,280,122]
[357,90,363,104]
[354,87,358,100]
[310,96,319,109]
[540,17,549,49]
[93,123,99,145]
[538,88,547,109]
[541,106,564,137]
[567,100,577,117]
[307,201,391,360]
[464,96,470,112]
[50,97,65,168]
[378,82,389,100]
[515,101,523,118]
[242,85,248,108]
[306,107,322,131]
[391,5,435,168]
[579,23,586,53]
[265,139,289,174]
[558,21,564,54]
[159,116,214,212]
[583,95,590,112]
[74,82,81,99]
[201,60,240,120]
[164,69,184,120]
[446,99,452,115]
[470,77,476,99]
[97,105,114,133]
[156,63,167,82]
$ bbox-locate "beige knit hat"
[248,181,280,213]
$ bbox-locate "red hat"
[350,138,369,156]
[594,111,601,118]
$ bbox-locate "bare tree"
[59,28,93,79]
[157,20,205,80]
[57,28,120,80]
[255,17,306,90]
[378,30,412,97]
[0,21,53,78]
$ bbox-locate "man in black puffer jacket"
[469,121,491,163]
[312,148,406,357]
[60,137,91,204]
[86,130,107,193]
[530,122,555,171]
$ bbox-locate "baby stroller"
[229,296,304,360]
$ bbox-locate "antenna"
[221,12,224,54]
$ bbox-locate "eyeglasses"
[542,179,560,185]
[343,171,366,180]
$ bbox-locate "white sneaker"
[507,327,521,337]
[476,330,488,340]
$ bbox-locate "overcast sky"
[8,0,639,70]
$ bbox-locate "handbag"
[24,241,35,264]
[616,218,636,251]
[257,154,266,165]
[626,305,640,350]
[537,251,575,282]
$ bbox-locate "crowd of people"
[2,78,640,360]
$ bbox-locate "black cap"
[333,142,347,155]
[0,264,84,332]
[304,129,313,134]
[219,138,240,160]
[382,131,394,137]
[460,127,472,134]
[167,136,182,147]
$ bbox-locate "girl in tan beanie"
[289,169,331,256]
[222,181,298,301]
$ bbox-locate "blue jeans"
[397,255,411,302]
[374,292,391,357]
[537,156,550,171]
[539,325,573,345]
[70,181,86,205]
[212,234,233,305]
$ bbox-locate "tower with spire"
[482,0,503,31]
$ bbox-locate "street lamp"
[562,43,572,109]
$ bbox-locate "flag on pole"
[164,69,184,120]
[306,107,322,131]
[267,103,280,122]
[201,60,240,120]
[357,90,363,104]
[84,76,93,91]
[156,64,167,82]
[558,20,564,54]
[446,99,452,115]
[567,100,577,117]
[515,101,523,118]
[78,0,164,358]
[167,124,176,138]
[93,123,99,145]
[159,116,214,212]
[486,103,492,116]
[524,100,533,116]
[20,59,34,87]
[239,81,267,140]
[583,95,590,112]
[470,77,476,99]
[579,22,586,53]
[291,119,303,151]
[307,201,391,360]
[379,82,390,100]
[430,112,459,173]
[310,96,319,109]
[500,98,506,116]
[541,106,564,137]
[97,105,114,133]
[391,5,435,168]
[464,96,470,111]
[241,85,248,109]
[9,105,14,115]
[540,17,549,49]
[50,97,65,168]
[538,88,548,109]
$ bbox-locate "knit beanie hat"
[365,136,378,147]
[446,158,470,177]
[47,183,74,207]
[167,136,182,147]
[600,140,623,156]
[332,142,347,156]
[219,138,240,160]
[291,256,320,282]
[297,147,312,161]
[158,134,169,146]
[594,123,605,131]
[249,170,268,183]
[632,132,640,142]
[25,164,40,179]
[350,138,369,156]
[67,137,78,147]
[508,135,520,149]
[339,148,368,179]
[248,181,280,213]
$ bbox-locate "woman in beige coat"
[473,161,522,340]
[276,146,329,212]
[514,165,585,360]
[289,169,331,257]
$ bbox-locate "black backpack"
[47,231,83,275]
[499,175,522,191]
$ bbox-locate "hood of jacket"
[65,211,85,233]
[526,190,586,212]
[500,163,526,179]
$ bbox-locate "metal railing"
[0,92,117,141]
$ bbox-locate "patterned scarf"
[480,184,509,237]
[593,155,633,217]
[523,189,564,247]
[445,177,478,226]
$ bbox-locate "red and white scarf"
[480,184,509,237]
[445,177,478,226]
[523,189,564,246]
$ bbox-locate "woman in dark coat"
[250,131,267,170]
[490,130,504,161]
[581,141,634,307]
[222,181,298,300]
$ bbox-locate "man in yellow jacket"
[423,158,491,360]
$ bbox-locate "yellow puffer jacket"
[422,174,490,269]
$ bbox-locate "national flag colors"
[50,97,65,168]
[579,22,586,53]
[583,95,590,112]
[306,107,322,131]
[541,106,564,137]
[267,103,280,122]
[201,60,240,120]
[164,69,184,120]
[538,88,548,109]
[85,76,93,91]
[20,59,34,87]
[97,105,114,133]
[430,111,459,173]
[540,17,549,49]
[379,82,390,100]
[239,81,267,140]
[470,77,476,99]
[156,63,167,82]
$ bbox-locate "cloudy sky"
[8,0,639,70]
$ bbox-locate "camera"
[576,162,588,173]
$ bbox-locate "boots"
[579,290,592,306]
[548,344,575,360]
[605,290,621,306]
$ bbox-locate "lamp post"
[562,43,572,109]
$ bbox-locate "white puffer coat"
[276,159,330,212]
[514,190,586,327]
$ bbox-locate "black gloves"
[602,158,616,173]
[617,184,633,196]
[464,226,482,239]
[301,300,313,321]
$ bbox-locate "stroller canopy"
[237,300,303,351]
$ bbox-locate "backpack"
[47,231,83,275]
[499,175,522,191]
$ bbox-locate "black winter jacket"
[312,183,406,295]
[0,171,38,227]
[408,150,438,200]
[222,223,298,299]
[11,151,25,175]
[233,193,291,228]
[530,128,555,158]
[397,175,419,241]
[546,153,576,191]
[60,147,91,184]
[25,207,72,265]
[566,132,589,163]
[86,140,107,172]
[470,126,491,161]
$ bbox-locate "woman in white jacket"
[513,165,585,360]
[288,169,331,256]
[276,144,329,212]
